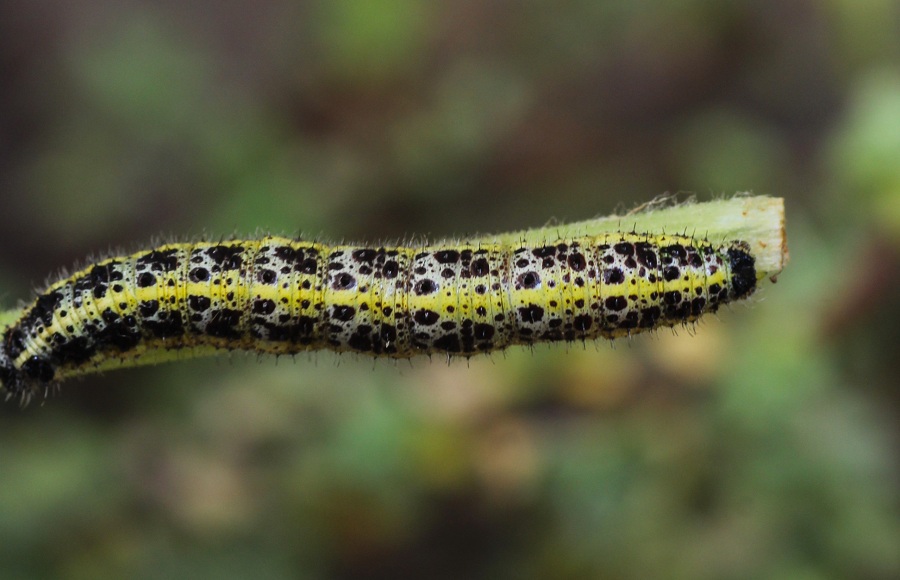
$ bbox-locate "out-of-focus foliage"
[1,1,898,578]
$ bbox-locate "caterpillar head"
[0,346,23,400]
[727,241,757,299]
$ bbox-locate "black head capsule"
[727,243,757,299]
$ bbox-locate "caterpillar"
[0,232,757,400]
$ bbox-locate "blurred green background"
[1,1,899,578]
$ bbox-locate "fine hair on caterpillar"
[0,231,757,401]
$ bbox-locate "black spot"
[299,258,317,275]
[105,263,124,280]
[603,267,625,285]
[331,305,356,321]
[688,249,703,268]
[188,267,209,283]
[257,269,277,284]
[289,316,317,343]
[567,253,586,271]
[614,242,634,256]
[52,335,94,365]
[136,249,180,272]
[433,334,461,353]
[380,324,397,343]
[664,290,682,305]
[670,302,691,319]
[621,311,639,328]
[434,250,460,264]
[474,323,495,340]
[87,264,117,299]
[541,257,555,269]
[532,246,556,258]
[727,245,757,299]
[139,300,160,317]
[332,273,357,290]
[413,309,440,326]
[94,314,142,352]
[663,244,687,264]
[440,321,457,331]
[605,296,627,311]
[640,306,661,328]
[137,272,157,288]
[573,314,593,331]
[253,299,276,315]
[518,271,540,289]
[663,266,680,282]
[352,249,378,262]
[205,309,241,339]
[189,296,211,312]
[143,311,185,339]
[29,291,64,327]
[470,258,490,277]
[274,246,300,262]
[414,279,438,295]
[518,305,545,323]
[206,245,244,270]
[72,275,93,295]
[691,297,706,315]
[475,306,487,316]
[635,243,658,268]
[383,261,399,278]
[348,333,373,351]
